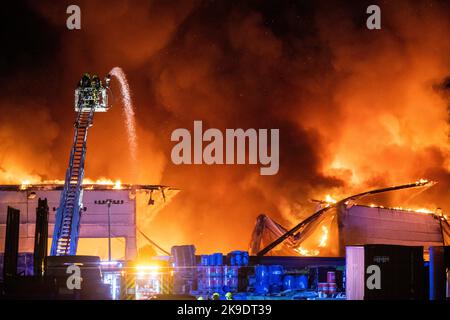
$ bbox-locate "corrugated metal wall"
[0,189,137,260]
[340,206,444,256]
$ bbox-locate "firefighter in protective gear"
[91,75,101,89]
[90,75,101,100]
[212,293,220,300]
[225,292,233,300]
[80,73,91,88]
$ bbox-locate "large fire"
[18,178,124,190]
[1,1,450,253]
[295,225,329,257]
[324,195,337,204]
[294,223,331,257]
[292,190,448,257]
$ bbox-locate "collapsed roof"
[250,181,450,257]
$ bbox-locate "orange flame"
[295,225,330,256]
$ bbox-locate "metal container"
[197,265,206,293]
[223,266,239,293]
[254,265,269,294]
[227,251,249,266]
[200,255,209,266]
[328,282,337,294]
[268,265,284,293]
[318,282,328,294]
[197,255,210,293]
[0,252,34,278]
[282,275,295,291]
[213,253,223,266]
[171,245,196,294]
[211,266,224,293]
[204,266,214,293]
[296,274,308,290]
[327,271,335,283]
[229,251,241,266]
[207,253,223,266]
[242,252,249,266]
[346,245,426,300]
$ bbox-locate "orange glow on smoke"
[1,1,450,253]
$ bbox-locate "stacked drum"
[317,271,337,297]
[197,251,249,294]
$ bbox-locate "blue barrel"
[268,265,284,293]
[197,266,206,293]
[296,275,308,290]
[228,254,234,266]
[228,251,249,266]
[242,252,249,266]
[283,275,295,291]
[231,251,242,266]
[204,266,214,293]
[223,266,239,293]
[200,255,209,266]
[210,266,224,293]
[254,265,269,294]
[213,253,223,266]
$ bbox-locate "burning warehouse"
[0,183,178,262]
[251,201,450,258]
[251,181,450,258]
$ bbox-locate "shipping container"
[346,245,426,300]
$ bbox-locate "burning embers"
[83,178,123,190]
[19,178,124,190]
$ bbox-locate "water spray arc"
[110,67,138,163]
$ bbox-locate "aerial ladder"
[50,73,111,256]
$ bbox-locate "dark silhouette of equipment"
[3,206,20,280]
[34,198,49,276]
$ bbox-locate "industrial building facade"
[0,184,176,261]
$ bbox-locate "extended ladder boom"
[51,73,111,256]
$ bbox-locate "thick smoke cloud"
[0,0,449,252]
